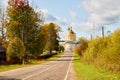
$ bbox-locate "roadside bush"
[7,37,25,64]
[58,45,64,53]
[74,37,88,56]
[82,37,108,64]
[81,29,120,73]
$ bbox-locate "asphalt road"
[0,52,74,80]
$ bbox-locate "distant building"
[65,27,76,51]
[0,45,6,63]
[66,27,76,41]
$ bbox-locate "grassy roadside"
[74,54,120,80]
[0,52,64,72]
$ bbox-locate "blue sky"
[1,0,120,40]
[30,0,89,39]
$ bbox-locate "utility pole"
[102,26,104,38]
[91,34,92,40]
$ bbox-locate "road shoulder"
[67,60,78,80]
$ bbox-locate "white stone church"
[64,27,76,51]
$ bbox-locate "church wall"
[64,27,76,51]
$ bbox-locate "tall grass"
[74,54,120,80]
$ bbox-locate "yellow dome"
[66,27,76,41]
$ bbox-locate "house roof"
[0,45,6,52]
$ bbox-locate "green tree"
[39,26,48,53]
[42,23,60,54]
[7,37,25,64]
[58,45,64,53]
[5,0,43,61]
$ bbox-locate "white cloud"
[70,22,94,32]
[40,9,68,25]
[40,9,48,14]
[70,22,104,39]
[83,0,120,25]
[77,4,82,9]
[40,9,56,21]
[72,0,120,35]
[69,10,77,19]
[56,17,68,25]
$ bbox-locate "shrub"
[7,37,25,64]
[74,37,88,56]
[81,29,120,72]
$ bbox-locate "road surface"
[0,52,75,80]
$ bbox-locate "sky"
[0,0,120,40]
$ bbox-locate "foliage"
[7,37,25,63]
[81,29,120,73]
[58,45,64,53]
[5,0,43,61]
[74,37,88,56]
[39,26,48,53]
[41,23,60,54]
[74,54,120,80]
[1,40,8,49]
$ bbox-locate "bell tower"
[65,26,76,51]
[66,27,76,41]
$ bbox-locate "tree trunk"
[49,46,52,54]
